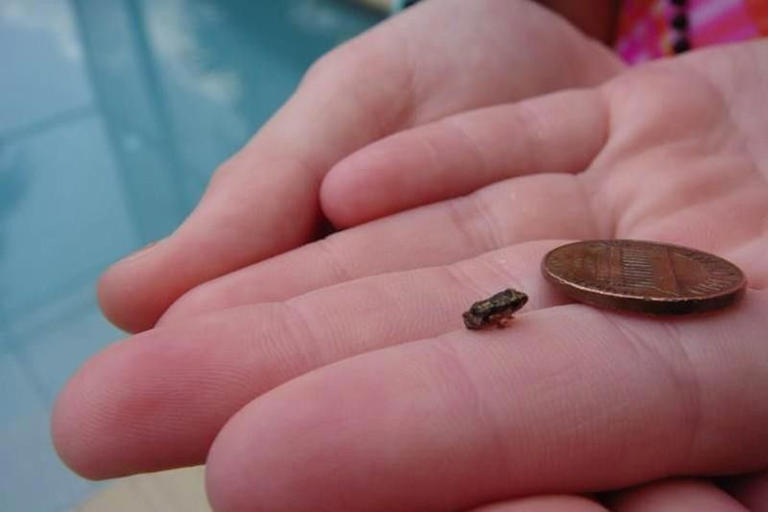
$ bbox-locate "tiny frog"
[462,288,528,330]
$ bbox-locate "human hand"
[54,38,768,512]
[97,0,622,333]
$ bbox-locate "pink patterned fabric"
[615,0,768,64]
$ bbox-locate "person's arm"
[538,0,620,43]
[355,0,621,44]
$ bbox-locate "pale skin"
[52,1,768,510]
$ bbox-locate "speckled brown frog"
[462,288,528,330]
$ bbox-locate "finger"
[160,172,598,324]
[321,89,609,227]
[608,478,749,511]
[470,495,607,512]
[53,239,570,479]
[98,0,621,334]
[205,292,768,512]
[720,470,768,510]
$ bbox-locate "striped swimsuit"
[616,0,768,64]
[393,0,768,64]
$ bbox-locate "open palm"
[54,19,768,512]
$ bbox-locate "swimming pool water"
[0,1,380,509]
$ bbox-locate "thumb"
[97,23,410,333]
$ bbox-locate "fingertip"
[320,154,383,228]
[204,435,241,512]
[97,236,198,333]
[97,266,155,334]
[204,361,395,512]
[203,345,506,512]
[51,376,96,479]
[97,235,183,332]
[203,394,293,512]
[51,345,127,480]
[321,138,420,227]
[51,328,216,479]
[100,155,322,333]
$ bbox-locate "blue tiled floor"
[0,1,381,510]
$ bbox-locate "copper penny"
[541,240,747,315]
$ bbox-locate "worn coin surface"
[542,240,746,315]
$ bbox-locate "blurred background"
[0,0,383,510]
